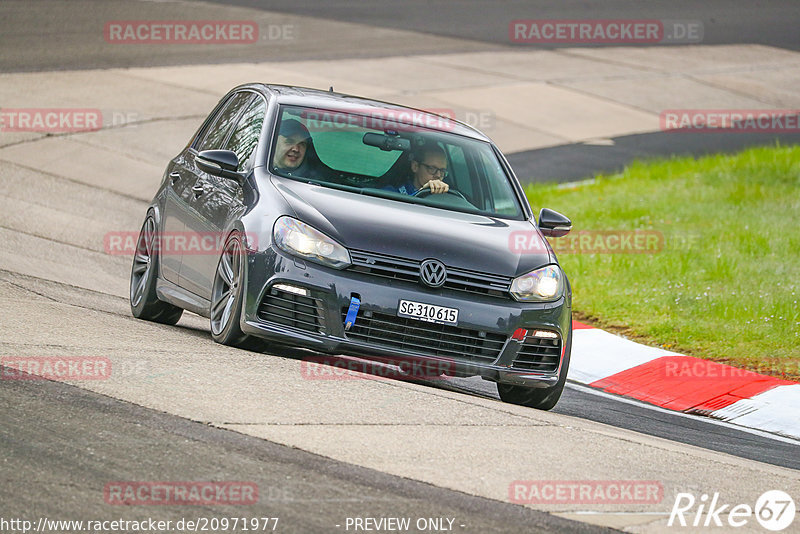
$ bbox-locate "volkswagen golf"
[130,84,574,409]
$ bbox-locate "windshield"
[269,105,525,219]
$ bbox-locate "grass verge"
[524,144,800,379]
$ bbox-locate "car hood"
[271,177,554,277]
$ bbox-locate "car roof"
[235,83,491,142]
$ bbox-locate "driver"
[387,144,450,195]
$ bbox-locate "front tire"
[210,232,264,351]
[130,214,183,325]
[497,325,572,410]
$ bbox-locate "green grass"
[525,144,800,379]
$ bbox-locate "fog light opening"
[273,283,310,297]
[532,330,558,339]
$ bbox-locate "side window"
[480,151,517,216]
[445,144,472,199]
[224,97,266,172]
[196,92,254,152]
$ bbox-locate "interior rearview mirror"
[362,132,411,152]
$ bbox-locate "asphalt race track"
[1,2,799,533]
[0,368,606,534]
[238,0,800,52]
[4,0,799,180]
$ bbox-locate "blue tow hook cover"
[344,296,361,331]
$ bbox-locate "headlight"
[273,216,351,269]
[510,265,563,302]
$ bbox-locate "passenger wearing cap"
[272,119,317,177]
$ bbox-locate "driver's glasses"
[419,162,448,178]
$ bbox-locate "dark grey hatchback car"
[130,84,574,410]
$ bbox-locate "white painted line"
[566,382,800,446]
[710,384,800,440]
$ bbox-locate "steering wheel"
[413,187,469,202]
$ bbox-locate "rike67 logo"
[669,490,796,531]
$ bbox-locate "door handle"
[191,183,207,196]
[169,172,181,185]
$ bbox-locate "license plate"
[398,299,458,326]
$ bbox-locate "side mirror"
[196,150,241,181]
[538,208,572,237]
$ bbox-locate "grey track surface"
[508,131,800,184]
[411,375,800,471]
[224,0,800,181]
[2,2,800,532]
[219,0,800,51]
[0,366,610,533]
[3,265,799,475]
[4,0,800,73]
[0,0,502,73]
[555,387,800,472]
[4,0,799,182]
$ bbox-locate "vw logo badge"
[420,259,447,288]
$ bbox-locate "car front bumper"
[239,248,571,388]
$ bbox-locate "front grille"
[257,287,326,334]
[349,250,512,298]
[511,336,561,373]
[343,309,507,364]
